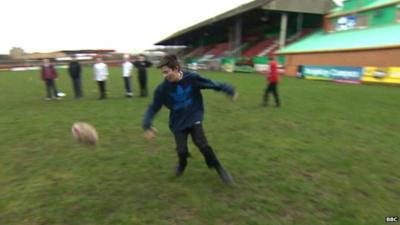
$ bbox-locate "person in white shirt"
[122,54,133,97]
[93,56,109,99]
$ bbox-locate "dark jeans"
[71,77,83,98]
[44,79,58,98]
[138,73,147,97]
[263,83,280,106]
[173,124,221,169]
[97,81,107,99]
[123,77,132,94]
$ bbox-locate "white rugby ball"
[71,122,98,146]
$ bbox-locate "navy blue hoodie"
[142,71,235,133]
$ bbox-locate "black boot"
[215,165,233,184]
[175,164,186,177]
[175,157,187,177]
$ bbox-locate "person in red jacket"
[262,55,280,107]
[41,58,60,100]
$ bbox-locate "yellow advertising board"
[362,67,400,84]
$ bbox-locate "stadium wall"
[282,47,400,76]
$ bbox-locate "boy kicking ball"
[142,54,239,184]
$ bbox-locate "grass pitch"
[0,67,399,225]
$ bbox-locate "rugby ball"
[71,122,98,146]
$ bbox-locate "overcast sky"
[0,0,342,54]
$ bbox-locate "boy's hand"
[144,127,158,140]
[232,92,239,101]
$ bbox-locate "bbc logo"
[386,216,399,223]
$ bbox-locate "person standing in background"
[262,55,280,107]
[134,54,152,97]
[93,56,109,99]
[122,54,133,97]
[68,56,83,99]
[41,58,60,100]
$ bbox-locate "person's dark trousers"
[263,83,280,107]
[138,72,147,97]
[97,81,107,99]
[44,79,58,98]
[123,77,132,95]
[173,124,221,171]
[72,77,83,98]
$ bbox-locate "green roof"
[364,0,399,8]
[278,23,400,54]
[328,0,400,17]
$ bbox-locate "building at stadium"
[155,0,335,72]
[156,0,400,84]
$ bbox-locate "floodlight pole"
[279,12,288,49]
[234,17,242,56]
[297,13,303,34]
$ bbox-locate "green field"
[0,67,399,225]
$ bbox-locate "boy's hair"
[157,54,180,70]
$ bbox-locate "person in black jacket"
[68,57,83,98]
[142,54,239,184]
[133,54,152,97]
